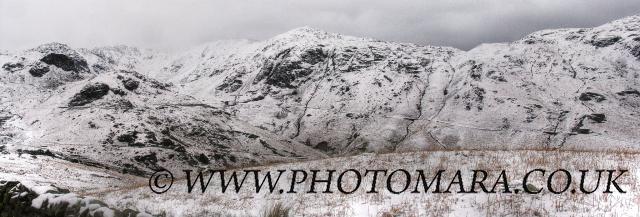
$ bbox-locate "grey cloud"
[1,0,639,52]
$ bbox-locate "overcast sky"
[1,0,639,52]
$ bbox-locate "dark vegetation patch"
[117,131,144,147]
[121,163,148,176]
[314,141,336,153]
[17,149,55,158]
[134,152,163,171]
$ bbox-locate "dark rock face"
[1,62,24,72]
[68,83,110,106]
[262,60,312,88]
[40,53,89,73]
[300,47,327,65]
[28,63,50,77]
[579,92,606,102]
[254,48,316,88]
[122,78,140,91]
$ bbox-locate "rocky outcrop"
[28,62,50,77]
[1,62,24,73]
[0,180,152,217]
[122,78,140,91]
[40,53,89,73]
[69,83,111,106]
[35,43,90,74]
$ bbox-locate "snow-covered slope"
[0,43,325,175]
[148,16,640,154]
[402,15,640,152]
[152,27,460,154]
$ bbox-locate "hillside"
[148,16,640,154]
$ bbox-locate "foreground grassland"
[37,149,640,216]
[2,149,638,216]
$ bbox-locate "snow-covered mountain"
[150,16,640,154]
[1,15,639,175]
[0,43,325,175]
